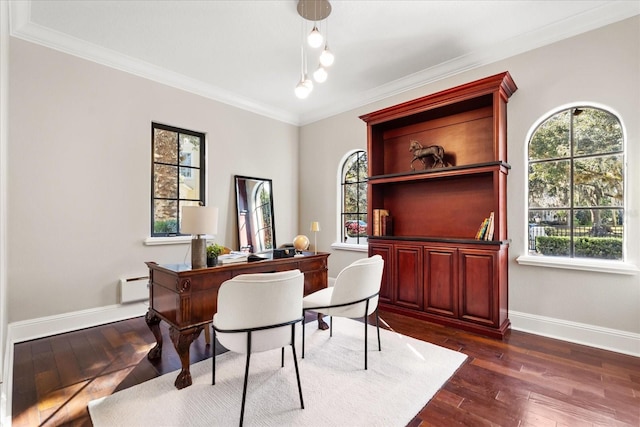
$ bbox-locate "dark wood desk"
[145,251,330,389]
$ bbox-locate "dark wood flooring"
[11,310,640,426]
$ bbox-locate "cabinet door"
[458,248,497,327]
[394,244,423,310]
[423,246,458,318]
[370,243,394,304]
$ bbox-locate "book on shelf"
[382,215,393,236]
[475,218,488,240]
[484,211,495,241]
[474,211,494,240]
[217,251,249,265]
[372,209,390,236]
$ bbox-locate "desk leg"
[317,313,329,330]
[145,310,163,360]
[169,326,203,389]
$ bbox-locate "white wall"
[8,38,299,322]
[299,16,640,353]
[1,0,11,382]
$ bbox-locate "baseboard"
[509,310,640,357]
[1,302,148,425]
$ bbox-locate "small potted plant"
[206,243,225,267]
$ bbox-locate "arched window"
[528,106,624,260]
[340,150,368,245]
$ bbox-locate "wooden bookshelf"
[361,72,517,338]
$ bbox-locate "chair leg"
[240,332,252,427]
[364,315,368,370]
[212,327,216,385]
[329,316,333,337]
[281,347,285,367]
[376,309,381,351]
[204,322,211,345]
[302,310,306,359]
[291,324,305,409]
[364,299,370,370]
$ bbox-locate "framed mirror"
[234,175,276,253]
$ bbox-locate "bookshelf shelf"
[361,72,516,339]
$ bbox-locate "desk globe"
[292,235,310,254]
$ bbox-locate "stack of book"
[217,252,249,265]
[372,209,393,236]
[475,212,495,240]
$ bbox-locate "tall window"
[341,150,368,244]
[528,107,624,260]
[151,123,205,236]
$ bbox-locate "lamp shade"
[181,206,219,236]
[310,221,321,232]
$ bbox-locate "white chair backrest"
[215,269,304,332]
[329,255,384,317]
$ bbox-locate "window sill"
[144,236,192,246]
[516,255,639,275]
[331,242,369,253]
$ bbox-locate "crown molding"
[297,1,640,125]
[9,1,301,125]
[9,1,640,127]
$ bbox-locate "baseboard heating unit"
[119,276,149,303]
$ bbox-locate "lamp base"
[191,237,207,269]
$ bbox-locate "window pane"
[154,200,177,234]
[180,134,201,166]
[529,110,570,160]
[357,181,367,211]
[574,154,623,207]
[344,214,368,243]
[154,129,178,164]
[573,208,622,260]
[343,182,359,211]
[344,153,367,183]
[179,168,200,200]
[528,209,570,256]
[528,160,570,208]
[574,108,623,156]
[154,164,178,198]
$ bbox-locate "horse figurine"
[409,140,445,170]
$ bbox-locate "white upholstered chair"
[212,269,305,427]
[302,255,385,369]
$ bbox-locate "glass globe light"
[313,65,328,83]
[307,24,323,48]
[319,45,335,67]
[302,75,314,91]
[295,79,311,99]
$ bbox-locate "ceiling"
[9,1,640,125]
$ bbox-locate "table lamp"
[310,221,320,254]
[181,206,219,269]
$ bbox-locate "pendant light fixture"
[295,0,334,98]
[319,17,334,67]
[313,65,328,83]
[307,24,324,48]
[295,45,313,99]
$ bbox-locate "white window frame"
[516,102,638,275]
[332,149,368,253]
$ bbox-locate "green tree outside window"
[528,107,624,260]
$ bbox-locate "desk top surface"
[148,251,329,274]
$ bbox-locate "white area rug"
[88,318,467,426]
